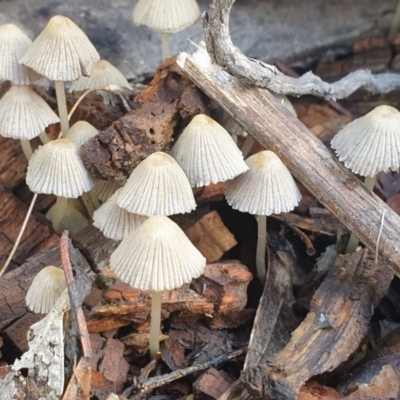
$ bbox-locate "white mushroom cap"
[92,179,120,202]
[26,138,94,197]
[110,215,206,291]
[225,150,301,215]
[20,15,100,81]
[117,152,196,216]
[132,0,200,33]
[26,266,67,314]
[93,189,147,241]
[0,24,40,84]
[331,105,400,177]
[0,84,60,140]
[46,202,89,234]
[171,114,249,187]
[273,94,297,116]
[66,120,98,147]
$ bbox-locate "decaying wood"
[202,0,400,100]
[184,211,237,263]
[0,138,27,189]
[246,249,392,400]
[82,57,212,184]
[177,48,400,279]
[193,367,234,399]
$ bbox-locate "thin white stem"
[161,33,170,60]
[345,174,376,253]
[55,81,69,136]
[81,192,97,218]
[256,215,267,285]
[149,290,162,359]
[20,140,33,160]
[52,196,68,234]
[0,193,38,278]
[241,135,255,158]
[39,131,49,144]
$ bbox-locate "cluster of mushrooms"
[3,0,400,361]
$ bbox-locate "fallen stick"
[177,47,400,277]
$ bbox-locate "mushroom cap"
[25,266,67,314]
[46,202,89,235]
[225,150,301,215]
[26,138,94,197]
[132,0,200,33]
[69,59,131,92]
[331,105,400,177]
[92,179,120,202]
[171,114,249,187]
[273,94,297,116]
[0,84,60,140]
[66,120,98,147]
[93,189,147,241]
[0,24,40,84]
[110,215,206,291]
[117,152,196,216]
[20,15,100,81]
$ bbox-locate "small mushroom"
[65,120,99,147]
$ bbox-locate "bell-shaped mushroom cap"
[273,94,297,116]
[0,24,40,84]
[66,120,98,147]
[26,138,94,197]
[46,202,89,234]
[0,84,60,140]
[132,0,200,33]
[225,150,301,215]
[331,105,400,177]
[20,15,100,81]
[110,215,206,290]
[171,114,249,187]
[92,179,120,202]
[117,152,196,216]
[93,189,147,241]
[26,266,67,314]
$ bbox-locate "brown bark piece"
[0,185,58,270]
[193,367,234,399]
[195,182,225,203]
[0,137,27,188]
[82,57,210,183]
[193,261,252,314]
[258,249,392,400]
[184,211,237,263]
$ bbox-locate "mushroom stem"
[52,196,68,234]
[345,174,377,253]
[20,139,33,160]
[161,33,170,60]
[55,81,69,135]
[149,290,162,359]
[241,135,255,158]
[39,131,49,144]
[256,215,267,284]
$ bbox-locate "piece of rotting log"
[176,47,400,278]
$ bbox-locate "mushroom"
[69,59,131,105]
[117,152,196,216]
[20,15,100,135]
[132,0,200,60]
[225,150,301,284]
[26,266,67,314]
[110,215,206,358]
[170,114,248,187]
[91,179,121,202]
[65,120,99,147]
[331,104,400,252]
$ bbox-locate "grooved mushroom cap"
[132,0,200,33]
[66,120,98,147]
[0,84,60,140]
[171,114,249,187]
[0,24,40,84]
[26,138,94,197]
[20,15,100,81]
[225,150,301,215]
[92,179,120,202]
[331,105,400,177]
[25,266,67,314]
[93,189,147,241]
[117,152,196,216]
[110,215,206,290]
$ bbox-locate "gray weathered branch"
[203,0,400,100]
